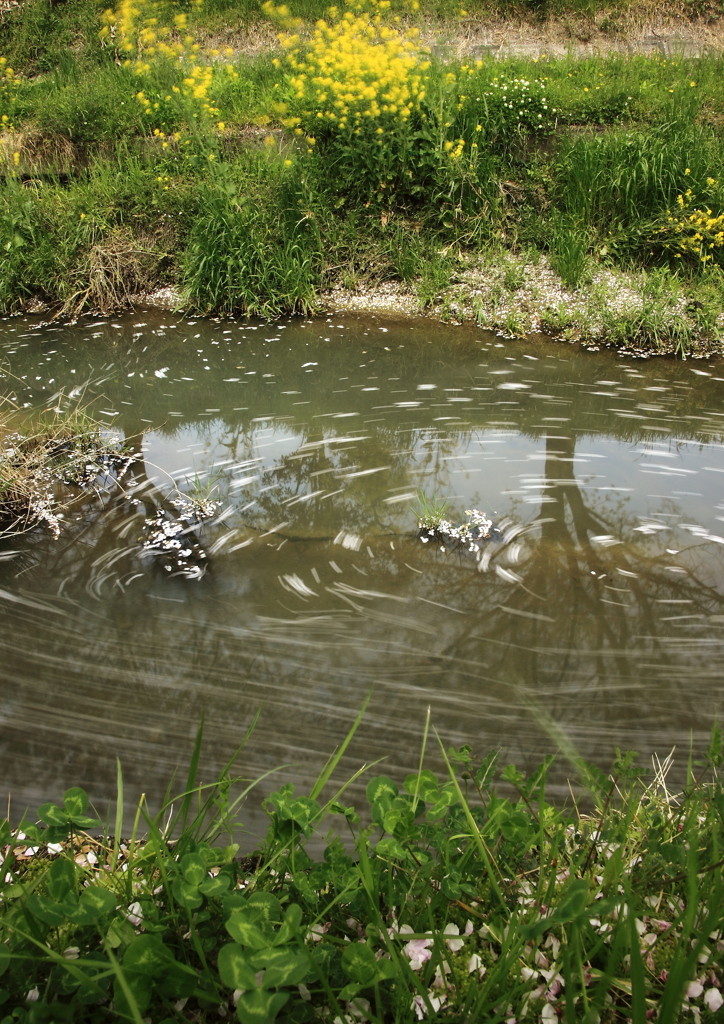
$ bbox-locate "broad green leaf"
[251,948,309,988]
[342,943,378,986]
[236,988,288,1024]
[280,796,319,833]
[427,792,454,820]
[71,814,103,830]
[441,874,462,900]
[123,934,174,975]
[37,802,69,828]
[46,857,75,901]
[16,821,42,843]
[374,836,407,860]
[366,776,398,806]
[225,910,271,950]
[1,883,24,900]
[245,892,282,923]
[375,959,397,981]
[275,903,303,944]
[158,961,198,1001]
[403,770,439,801]
[382,801,414,834]
[499,808,531,841]
[0,821,10,846]
[220,843,240,863]
[218,943,259,991]
[329,801,359,822]
[339,982,363,1001]
[106,916,136,950]
[25,894,67,927]
[181,853,207,887]
[199,874,230,897]
[80,885,117,916]
[172,877,203,910]
[114,968,153,1017]
[68,903,101,927]
[63,787,89,817]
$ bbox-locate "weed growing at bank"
[0,401,130,537]
[1,0,724,348]
[1,718,724,1022]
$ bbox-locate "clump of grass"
[410,489,451,530]
[548,215,591,288]
[182,159,322,315]
[0,400,131,537]
[2,717,724,1022]
[61,225,164,319]
[555,124,724,262]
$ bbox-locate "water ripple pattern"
[0,312,723,822]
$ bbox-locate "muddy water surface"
[1,311,724,832]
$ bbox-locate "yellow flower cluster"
[660,182,724,264]
[0,57,21,130]
[266,0,429,134]
[100,0,236,126]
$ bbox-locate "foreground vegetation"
[2,715,724,1022]
[1,0,724,352]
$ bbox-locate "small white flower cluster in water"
[142,494,220,580]
[418,508,493,553]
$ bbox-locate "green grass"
[0,400,129,536]
[2,0,724,351]
[181,157,323,315]
[2,718,724,1022]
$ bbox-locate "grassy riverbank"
[1,0,724,353]
[2,719,724,1022]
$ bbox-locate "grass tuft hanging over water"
[0,398,132,538]
[2,715,724,1022]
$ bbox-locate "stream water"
[1,310,724,833]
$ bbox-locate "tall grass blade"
[434,726,507,911]
[310,691,371,801]
[180,718,204,833]
[627,887,648,1023]
[104,947,145,1024]
[411,704,432,808]
[110,755,123,872]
